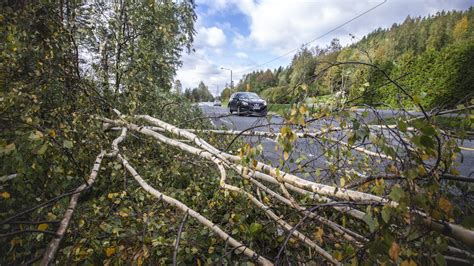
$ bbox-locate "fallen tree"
[73,107,472,265]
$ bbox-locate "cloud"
[195,26,227,48]
[236,52,248,59]
[233,0,471,53]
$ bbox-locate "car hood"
[243,99,265,104]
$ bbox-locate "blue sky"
[175,0,472,95]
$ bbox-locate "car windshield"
[240,93,260,99]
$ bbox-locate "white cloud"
[236,52,248,59]
[233,0,471,53]
[176,50,254,95]
[195,26,227,48]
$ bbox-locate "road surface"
[198,103,474,180]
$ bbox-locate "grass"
[369,115,473,131]
[267,95,334,116]
[268,104,290,116]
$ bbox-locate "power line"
[236,0,387,74]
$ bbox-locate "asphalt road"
[198,103,473,180]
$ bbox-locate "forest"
[222,8,474,109]
[1,1,474,265]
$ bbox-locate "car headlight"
[242,101,249,106]
[263,100,267,105]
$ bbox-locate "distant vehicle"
[213,100,221,106]
[228,92,267,116]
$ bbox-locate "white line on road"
[209,119,216,127]
[219,118,233,128]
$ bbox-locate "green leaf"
[63,140,74,149]
[389,185,405,202]
[461,215,474,229]
[397,119,407,132]
[347,132,357,146]
[435,253,446,266]
[420,135,435,149]
[422,126,436,136]
[0,143,16,155]
[362,212,378,233]
[381,206,391,223]
[249,222,262,235]
[37,143,48,155]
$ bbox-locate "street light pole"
[221,67,233,89]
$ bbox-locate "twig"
[173,210,189,266]
[0,229,58,238]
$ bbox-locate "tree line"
[182,81,215,102]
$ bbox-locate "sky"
[175,0,472,96]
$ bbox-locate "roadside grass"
[268,95,334,116]
[268,104,290,116]
[306,95,333,105]
[368,115,473,138]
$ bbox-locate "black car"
[228,92,267,116]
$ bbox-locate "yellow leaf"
[105,247,116,257]
[438,197,452,214]
[450,168,460,175]
[314,227,324,244]
[283,151,289,160]
[417,165,427,176]
[340,177,346,187]
[1,191,10,199]
[119,210,129,217]
[299,105,307,115]
[334,251,343,260]
[389,241,400,261]
[400,259,417,266]
[78,219,85,228]
[290,108,298,116]
[38,223,49,231]
[263,196,271,205]
[48,129,57,138]
[387,164,397,174]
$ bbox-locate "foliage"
[0,1,206,264]
[184,81,214,102]
[1,2,474,265]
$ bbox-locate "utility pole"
[221,67,233,89]
[212,84,219,99]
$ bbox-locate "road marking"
[460,146,474,151]
[219,118,233,127]
[209,119,216,127]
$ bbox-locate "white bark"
[41,151,106,265]
[117,154,272,265]
[102,115,474,250]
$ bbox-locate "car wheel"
[229,108,233,114]
[237,106,242,116]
